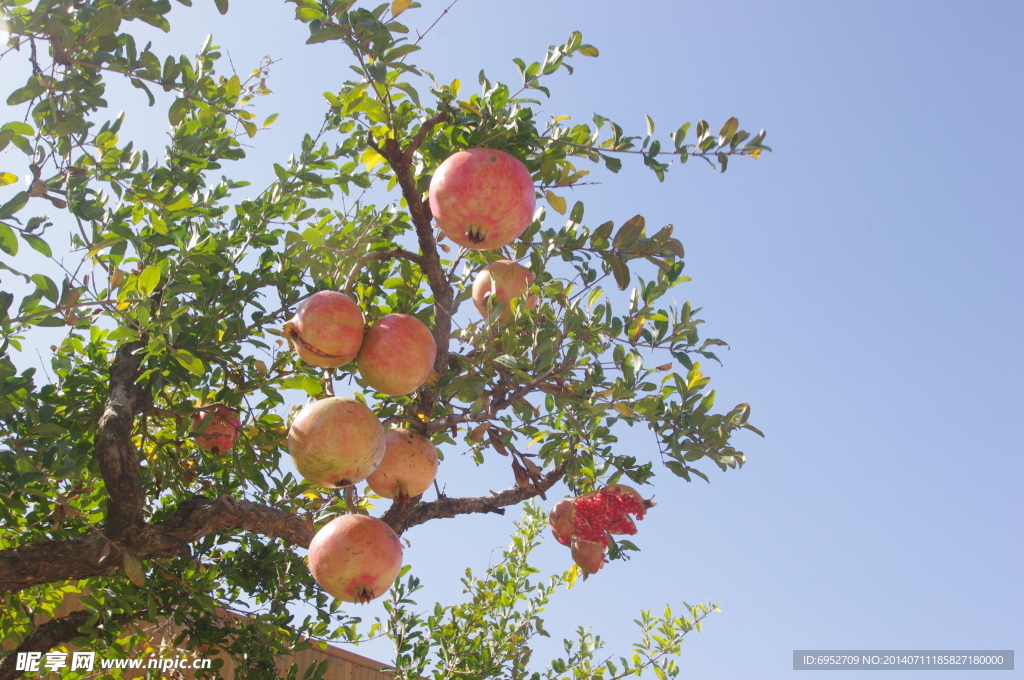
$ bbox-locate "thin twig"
[343,248,424,296]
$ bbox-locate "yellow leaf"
[0,172,17,187]
[123,552,145,587]
[165,195,192,212]
[303,491,321,500]
[565,564,581,589]
[631,318,646,342]
[613,402,635,418]
[359,147,385,172]
[545,191,566,215]
[391,0,412,17]
[527,432,548,448]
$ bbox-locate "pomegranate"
[366,428,439,501]
[428,148,536,250]
[357,314,436,396]
[308,514,403,603]
[286,291,365,368]
[548,499,576,546]
[571,538,606,575]
[571,491,613,547]
[288,397,385,488]
[472,260,538,323]
[552,484,655,576]
[192,406,241,454]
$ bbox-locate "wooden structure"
[2,590,392,679]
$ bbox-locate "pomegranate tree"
[357,314,437,396]
[286,290,365,368]
[472,260,538,323]
[288,396,385,488]
[307,514,403,603]
[366,428,439,501]
[428,148,536,250]
[191,406,241,454]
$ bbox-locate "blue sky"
[2,1,1021,677]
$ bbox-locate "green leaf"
[591,220,613,245]
[0,172,16,187]
[263,113,279,127]
[0,224,17,256]
[88,4,123,37]
[168,98,189,126]
[569,200,584,224]
[718,117,738,146]
[32,423,68,438]
[307,26,347,44]
[172,349,205,375]
[1,122,33,135]
[224,75,241,103]
[137,265,162,297]
[494,355,522,369]
[12,471,45,489]
[214,0,229,14]
[613,214,645,249]
[645,114,655,137]
[31,274,59,303]
[578,44,599,57]
[6,80,46,106]
[21,233,51,257]
[545,191,566,215]
[0,191,28,220]
[607,254,630,290]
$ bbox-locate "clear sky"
[2,1,1021,678]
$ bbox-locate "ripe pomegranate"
[571,538,606,575]
[357,314,436,396]
[428,148,536,250]
[366,428,439,501]
[571,491,613,547]
[548,499,576,546]
[472,260,538,323]
[192,406,241,454]
[286,291,365,369]
[288,397,385,488]
[308,514,403,603]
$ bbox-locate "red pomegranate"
[428,148,536,250]
[366,428,439,501]
[472,260,538,323]
[308,514,403,603]
[192,406,241,454]
[288,397,385,488]
[357,314,436,396]
[286,291,365,369]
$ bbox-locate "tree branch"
[0,497,313,595]
[343,248,424,296]
[96,341,147,543]
[424,362,572,434]
[382,466,565,535]
[373,112,454,410]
